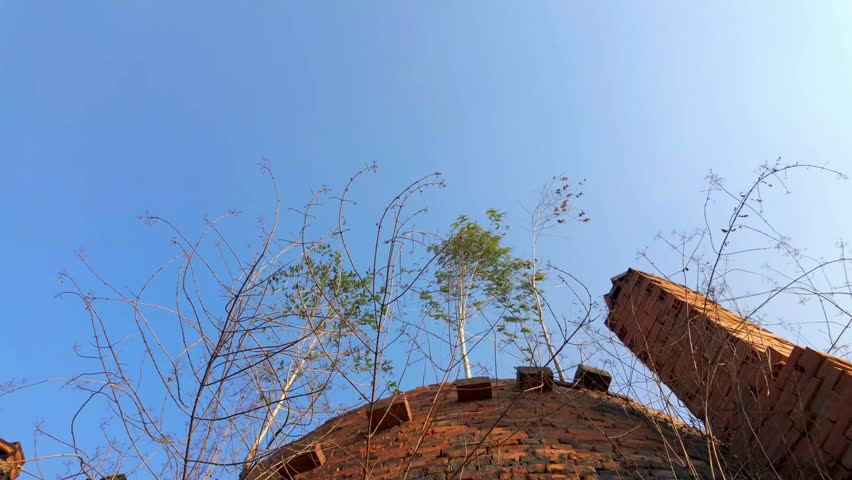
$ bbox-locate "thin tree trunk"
[537,302,564,381]
[458,263,472,378]
[459,314,472,378]
[243,336,316,471]
[531,227,565,381]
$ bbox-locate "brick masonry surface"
[244,380,717,480]
[605,268,852,479]
[0,438,24,480]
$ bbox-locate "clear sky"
[3,2,852,478]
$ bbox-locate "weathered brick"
[244,379,719,479]
[516,366,555,392]
[368,393,413,433]
[604,269,852,478]
[455,377,493,402]
[572,365,612,392]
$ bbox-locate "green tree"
[423,210,529,378]
[245,242,374,470]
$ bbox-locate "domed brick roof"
[244,378,715,479]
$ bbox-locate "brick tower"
[605,269,852,478]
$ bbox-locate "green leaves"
[265,243,380,379]
[424,211,538,370]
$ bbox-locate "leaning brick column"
[605,268,852,478]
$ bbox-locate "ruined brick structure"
[242,268,851,479]
[605,269,852,478]
[0,438,24,480]
[244,376,717,479]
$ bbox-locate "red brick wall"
[605,269,852,478]
[0,438,24,480]
[244,380,716,479]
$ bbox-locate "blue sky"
[3,2,852,477]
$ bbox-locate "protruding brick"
[0,438,24,480]
[276,444,326,479]
[455,377,492,402]
[573,365,612,392]
[368,394,412,433]
[796,348,826,378]
[516,366,554,392]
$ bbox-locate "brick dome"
[244,378,715,479]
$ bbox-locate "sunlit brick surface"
[605,269,852,478]
[244,380,716,479]
[0,438,24,480]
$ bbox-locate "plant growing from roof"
[422,209,529,378]
[522,176,589,381]
[244,241,374,471]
